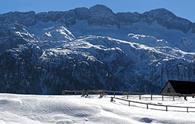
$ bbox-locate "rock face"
[0,23,37,54]
[88,5,117,25]
[74,7,90,20]
[0,5,195,94]
[116,12,141,25]
[192,23,195,33]
[142,8,192,33]
[0,11,36,26]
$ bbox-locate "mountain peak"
[89,4,113,13]
[143,8,175,18]
[145,8,174,15]
[88,4,116,25]
[143,8,192,33]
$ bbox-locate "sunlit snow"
[0,94,195,124]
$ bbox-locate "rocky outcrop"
[0,5,194,33]
[192,23,195,33]
[0,23,37,54]
[0,11,36,26]
[116,12,141,25]
[143,8,192,33]
[88,5,117,26]
[74,7,90,20]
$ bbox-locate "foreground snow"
[0,94,195,124]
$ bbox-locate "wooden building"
[160,80,195,96]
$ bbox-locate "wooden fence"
[61,90,141,96]
[62,90,191,101]
[125,94,178,101]
[111,97,195,113]
[62,90,195,112]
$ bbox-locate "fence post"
[166,106,168,111]
[151,94,153,100]
[173,96,175,101]
[139,95,141,100]
[110,97,114,102]
[81,90,84,97]
[128,101,130,106]
[114,92,115,98]
[86,91,89,97]
[146,104,149,109]
[127,92,129,99]
[162,95,164,101]
[187,107,189,113]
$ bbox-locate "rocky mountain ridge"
[0,5,194,33]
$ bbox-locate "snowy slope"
[0,94,195,124]
[1,28,195,94]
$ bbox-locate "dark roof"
[168,80,195,94]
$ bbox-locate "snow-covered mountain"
[1,5,195,94]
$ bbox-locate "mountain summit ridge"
[0,5,194,33]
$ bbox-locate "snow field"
[0,94,195,124]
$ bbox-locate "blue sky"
[0,0,194,22]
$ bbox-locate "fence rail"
[62,90,193,101]
[61,90,195,112]
[62,90,195,96]
[61,90,144,95]
[111,97,195,113]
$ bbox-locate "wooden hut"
[160,80,195,96]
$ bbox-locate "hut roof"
[168,80,195,94]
